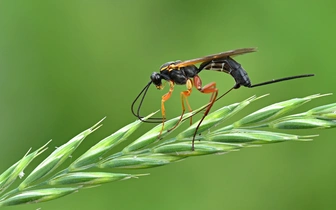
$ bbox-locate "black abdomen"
[230,65,251,87]
[201,57,251,88]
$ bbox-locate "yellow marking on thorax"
[161,64,181,72]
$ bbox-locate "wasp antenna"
[138,83,166,123]
[136,82,150,119]
[250,74,314,88]
[131,81,152,118]
[131,81,164,123]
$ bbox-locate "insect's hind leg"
[192,75,218,151]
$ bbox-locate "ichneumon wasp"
[131,48,314,150]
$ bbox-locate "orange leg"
[183,88,193,125]
[192,75,218,151]
[168,79,193,132]
[159,81,174,138]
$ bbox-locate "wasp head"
[150,72,163,90]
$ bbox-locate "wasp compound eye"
[150,72,162,87]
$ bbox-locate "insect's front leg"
[159,81,174,138]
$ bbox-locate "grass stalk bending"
[0,93,335,207]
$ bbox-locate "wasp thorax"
[159,60,182,71]
[159,61,175,71]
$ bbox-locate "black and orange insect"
[131,48,314,150]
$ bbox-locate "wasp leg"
[168,79,193,132]
[192,75,218,151]
[183,81,193,125]
[159,81,174,138]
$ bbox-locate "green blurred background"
[0,0,335,209]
